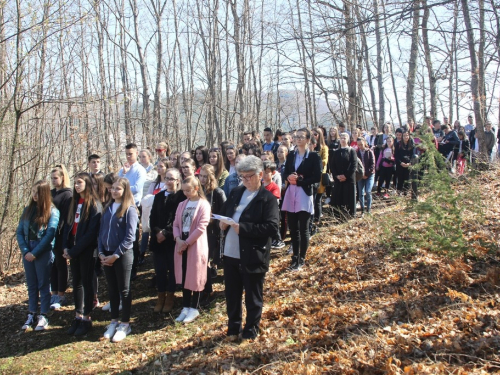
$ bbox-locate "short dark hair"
[432,120,441,126]
[263,127,273,134]
[125,143,138,150]
[263,160,277,172]
[395,128,403,134]
[88,154,100,162]
[297,127,311,140]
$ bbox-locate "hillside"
[0,169,499,374]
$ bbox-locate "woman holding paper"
[219,155,279,340]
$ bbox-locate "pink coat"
[173,198,210,292]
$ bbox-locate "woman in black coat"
[219,156,279,340]
[330,132,357,220]
[282,128,322,270]
[395,131,414,193]
[149,168,186,313]
[62,172,102,336]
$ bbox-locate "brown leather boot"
[154,292,166,313]
[162,292,175,313]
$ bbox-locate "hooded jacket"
[98,204,138,257]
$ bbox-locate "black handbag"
[321,173,333,187]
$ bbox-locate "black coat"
[331,147,357,184]
[221,186,279,274]
[395,143,415,166]
[51,188,72,237]
[62,202,102,258]
[283,150,322,196]
[149,190,186,251]
[206,188,226,237]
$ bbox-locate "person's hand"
[176,238,187,253]
[287,173,298,185]
[24,252,35,262]
[122,162,131,174]
[63,248,71,260]
[101,255,118,266]
[231,223,240,235]
[156,232,166,243]
[220,222,229,231]
[362,175,368,180]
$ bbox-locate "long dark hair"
[104,173,118,203]
[68,172,100,225]
[194,146,209,169]
[91,173,107,204]
[153,157,173,190]
[22,180,53,227]
[399,131,415,150]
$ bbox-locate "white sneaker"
[175,307,189,322]
[103,321,119,339]
[324,197,331,205]
[50,295,67,310]
[22,313,35,330]
[183,308,200,323]
[34,315,49,331]
[112,323,131,343]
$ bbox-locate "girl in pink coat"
[173,176,210,323]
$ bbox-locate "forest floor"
[0,169,499,374]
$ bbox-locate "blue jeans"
[140,232,150,255]
[357,175,375,213]
[23,240,54,314]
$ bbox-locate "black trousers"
[396,166,411,192]
[377,166,394,192]
[223,256,265,337]
[103,250,133,322]
[287,211,311,261]
[50,237,68,293]
[152,240,176,293]
[70,249,95,316]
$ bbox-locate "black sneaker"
[287,260,298,270]
[74,320,92,336]
[272,240,285,249]
[67,318,81,335]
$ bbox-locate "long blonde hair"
[105,177,137,218]
[200,165,218,196]
[51,164,71,189]
[182,176,206,200]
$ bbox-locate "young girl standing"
[49,165,72,310]
[376,135,396,198]
[173,176,210,323]
[63,173,102,336]
[17,180,60,331]
[209,148,229,188]
[98,178,138,342]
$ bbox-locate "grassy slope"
[0,171,499,374]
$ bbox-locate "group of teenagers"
[16,116,489,342]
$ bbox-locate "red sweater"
[264,182,280,199]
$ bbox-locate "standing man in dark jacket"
[331,132,357,219]
[219,156,279,340]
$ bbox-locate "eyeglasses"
[165,177,177,181]
[293,135,306,140]
[238,173,256,181]
[155,148,165,152]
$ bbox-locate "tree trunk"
[422,0,436,119]
[373,0,384,130]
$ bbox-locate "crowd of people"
[16,115,497,342]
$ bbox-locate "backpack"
[354,149,365,182]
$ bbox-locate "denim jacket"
[16,206,60,258]
[223,173,241,197]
